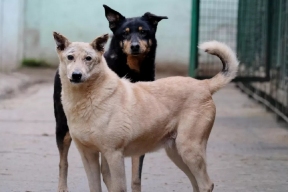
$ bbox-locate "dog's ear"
[53,32,70,51]
[91,34,109,53]
[142,12,168,31]
[103,4,125,32]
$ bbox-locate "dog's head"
[103,5,168,56]
[53,32,109,84]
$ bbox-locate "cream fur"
[53,32,239,192]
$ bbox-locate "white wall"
[23,0,192,67]
[0,0,23,72]
[0,0,239,72]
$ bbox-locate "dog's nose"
[130,42,140,52]
[71,71,82,81]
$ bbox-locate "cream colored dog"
[53,32,238,192]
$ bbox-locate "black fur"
[103,4,167,82]
[53,4,167,188]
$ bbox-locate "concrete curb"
[0,72,32,99]
[0,68,55,99]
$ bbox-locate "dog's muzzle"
[130,42,140,55]
[70,71,82,83]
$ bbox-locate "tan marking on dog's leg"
[74,143,102,192]
[104,151,127,192]
[131,156,141,192]
[101,154,112,191]
[165,143,199,192]
[58,132,72,192]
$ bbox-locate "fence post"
[265,0,272,81]
[189,0,200,77]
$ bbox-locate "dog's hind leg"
[165,143,199,192]
[54,70,72,192]
[56,131,72,192]
[131,155,145,192]
[176,114,215,192]
[176,139,213,192]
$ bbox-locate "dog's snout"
[131,42,140,52]
[71,71,82,82]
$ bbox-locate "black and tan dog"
[53,5,167,192]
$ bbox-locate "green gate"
[190,0,242,80]
[190,0,288,121]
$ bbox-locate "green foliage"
[21,59,51,68]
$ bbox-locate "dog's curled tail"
[199,41,239,94]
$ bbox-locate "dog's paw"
[58,188,69,192]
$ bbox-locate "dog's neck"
[126,54,146,72]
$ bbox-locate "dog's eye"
[140,30,147,36]
[122,31,129,37]
[67,55,74,60]
[86,56,92,61]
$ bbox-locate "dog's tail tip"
[199,41,239,94]
[198,41,227,55]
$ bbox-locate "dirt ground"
[0,69,288,192]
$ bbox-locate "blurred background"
[0,0,288,191]
[1,0,286,122]
[0,0,191,71]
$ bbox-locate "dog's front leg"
[76,145,102,192]
[101,154,112,191]
[104,151,126,192]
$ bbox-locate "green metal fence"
[237,0,270,80]
[237,0,288,122]
[190,0,238,78]
[190,0,288,122]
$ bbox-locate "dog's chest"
[63,102,105,149]
[63,98,93,120]
[62,96,101,134]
